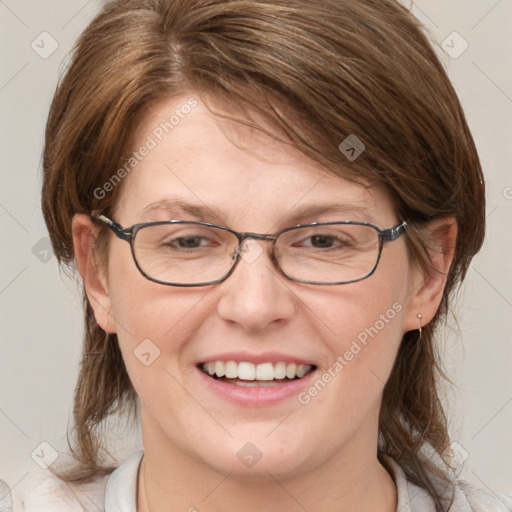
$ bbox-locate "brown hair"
[42,0,485,509]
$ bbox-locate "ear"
[72,214,117,334]
[402,217,458,332]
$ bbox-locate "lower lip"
[196,367,317,406]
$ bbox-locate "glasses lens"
[275,223,380,284]
[133,223,239,285]
[132,222,380,286]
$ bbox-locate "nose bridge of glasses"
[232,232,276,264]
[239,232,276,243]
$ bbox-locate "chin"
[185,431,318,481]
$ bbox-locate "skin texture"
[72,94,457,512]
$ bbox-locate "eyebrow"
[139,199,228,224]
[138,198,376,226]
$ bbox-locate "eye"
[291,229,355,250]
[165,235,212,250]
[304,234,349,249]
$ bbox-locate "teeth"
[286,363,297,379]
[296,365,310,378]
[274,362,287,379]
[238,362,255,380]
[215,361,225,377]
[234,380,281,387]
[201,361,313,381]
[255,362,274,381]
[225,360,238,378]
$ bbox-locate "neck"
[137,418,397,512]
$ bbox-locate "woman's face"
[90,94,422,479]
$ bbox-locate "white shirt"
[103,452,438,511]
[13,450,512,511]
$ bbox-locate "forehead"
[115,94,397,229]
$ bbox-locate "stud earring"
[417,313,423,340]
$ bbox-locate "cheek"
[302,276,406,412]
[105,243,208,367]
[313,271,405,352]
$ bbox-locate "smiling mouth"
[199,361,317,387]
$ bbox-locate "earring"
[417,313,423,340]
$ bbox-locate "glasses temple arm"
[381,221,407,242]
[95,215,132,241]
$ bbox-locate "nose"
[216,238,296,332]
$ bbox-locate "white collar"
[104,450,142,512]
[381,455,437,511]
[104,451,437,512]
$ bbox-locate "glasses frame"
[92,214,407,287]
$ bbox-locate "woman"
[15,0,511,510]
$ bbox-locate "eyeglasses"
[92,215,407,287]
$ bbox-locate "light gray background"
[0,0,511,501]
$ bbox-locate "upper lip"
[197,351,316,366]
